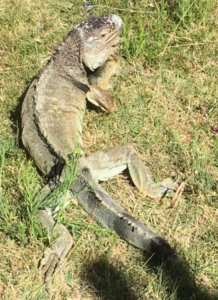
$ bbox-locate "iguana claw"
[39,224,73,291]
[39,249,59,288]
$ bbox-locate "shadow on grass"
[145,254,218,300]
[81,254,217,300]
[10,84,29,148]
[81,258,137,300]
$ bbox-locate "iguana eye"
[100,32,106,37]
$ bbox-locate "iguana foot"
[145,178,178,199]
[39,224,73,292]
[87,86,115,113]
[38,210,73,292]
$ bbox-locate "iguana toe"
[39,225,73,292]
[146,179,178,199]
[39,248,59,289]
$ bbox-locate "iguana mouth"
[105,31,120,46]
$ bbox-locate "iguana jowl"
[21,14,178,287]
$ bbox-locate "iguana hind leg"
[38,207,73,291]
[72,154,177,260]
[79,145,177,199]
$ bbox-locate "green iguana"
[21,14,178,289]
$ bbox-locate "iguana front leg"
[86,86,115,112]
[88,54,119,90]
[79,145,177,199]
[86,56,119,113]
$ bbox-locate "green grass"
[0,0,218,299]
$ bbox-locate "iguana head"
[77,14,123,71]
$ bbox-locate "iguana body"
[21,15,177,289]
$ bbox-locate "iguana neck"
[52,28,86,79]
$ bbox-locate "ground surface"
[0,0,218,299]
